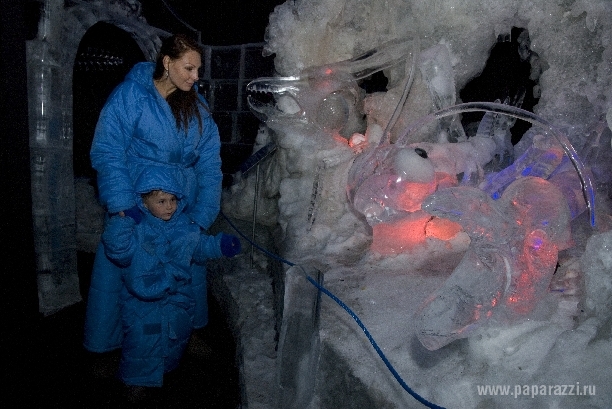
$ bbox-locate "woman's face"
[164,49,201,92]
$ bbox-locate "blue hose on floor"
[221,211,446,409]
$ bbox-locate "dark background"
[140,0,285,45]
[1,0,40,343]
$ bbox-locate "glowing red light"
[396,180,437,212]
[332,134,349,144]
[371,214,431,254]
[425,217,462,241]
[505,230,558,314]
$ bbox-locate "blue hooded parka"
[84,62,222,354]
[101,167,224,387]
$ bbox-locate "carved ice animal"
[348,102,596,229]
[247,38,417,138]
[416,177,572,350]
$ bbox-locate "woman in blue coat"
[84,33,223,355]
[101,166,240,387]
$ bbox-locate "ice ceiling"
[223,0,612,407]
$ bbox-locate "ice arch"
[73,21,147,179]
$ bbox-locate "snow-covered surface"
[312,229,612,408]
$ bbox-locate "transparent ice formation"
[474,93,525,171]
[419,44,455,111]
[346,101,596,349]
[416,177,572,350]
[418,44,465,142]
[479,132,564,200]
[247,38,417,138]
[348,123,502,226]
[246,30,598,354]
[348,102,596,228]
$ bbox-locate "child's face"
[143,191,178,221]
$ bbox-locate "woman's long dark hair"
[153,33,208,134]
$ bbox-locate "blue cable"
[221,211,446,409]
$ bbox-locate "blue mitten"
[122,205,142,224]
[101,215,136,266]
[220,234,242,258]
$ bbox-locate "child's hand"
[220,234,242,257]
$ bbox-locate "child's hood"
[134,166,187,215]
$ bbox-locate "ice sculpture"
[348,102,596,231]
[347,112,506,249]
[416,176,572,350]
[346,100,596,349]
[474,93,525,171]
[245,29,598,353]
[247,38,417,138]
[480,132,563,198]
[418,44,465,143]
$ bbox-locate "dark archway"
[460,27,540,145]
[72,21,146,179]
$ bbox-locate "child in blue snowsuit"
[101,166,240,387]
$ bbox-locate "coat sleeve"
[90,84,143,214]
[188,100,223,229]
[193,232,224,263]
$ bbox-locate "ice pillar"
[277,265,322,408]
[26,0,80,315]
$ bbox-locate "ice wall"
[27,0,81,315]
[223,0,612,407]
[265,0,611,130]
